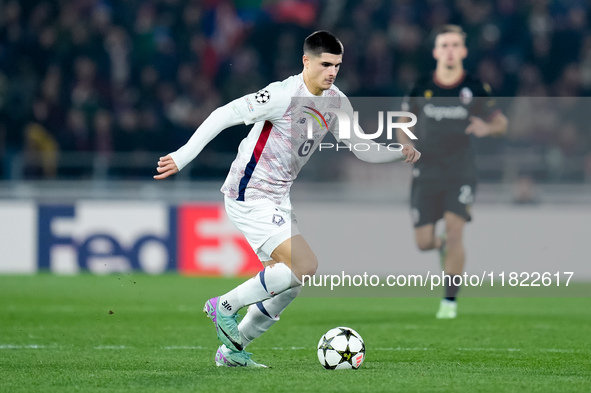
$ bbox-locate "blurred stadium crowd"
[0,0,590,182]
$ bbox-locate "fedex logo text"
[38,204,176,274]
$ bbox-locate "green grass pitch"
[1,275,590,393]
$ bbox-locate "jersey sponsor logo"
[303,106,329,130]
[302,106,331,142]
[423,103,468,121]
[460,87,473,105]
[298,140,314,157]
[255,89,271,104]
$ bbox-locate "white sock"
[217,263,297,316]
[238,285,302,347]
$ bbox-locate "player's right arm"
[396,88,418,147]
[154,155,179,179]
[154,82,288,180]
[396,119,415,147]
[154,103,244,179]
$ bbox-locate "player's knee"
[416,238,435,251]
[301,256,318,277]
[293,255,318,279]
[445,229,463,248]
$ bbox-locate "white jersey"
[221,73,347,203]
[169,73,405,205]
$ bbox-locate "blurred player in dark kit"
[397,25,507,318]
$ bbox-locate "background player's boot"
[203,297,243,351]
[436,298,457,319]
[215,345,268,368]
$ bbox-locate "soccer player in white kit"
[155,31,421,367]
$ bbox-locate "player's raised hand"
[154,155,179,179]
[465,116,490,137]
[402,144,421,163]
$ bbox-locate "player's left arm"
[343,134,421,164]
[331,94,421,164]
[465,111,508,138]
[465,82,508,138]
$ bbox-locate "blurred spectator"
[60,108,90,152]
[93,110,114,155]
[23,99,59,178]
[115,108,140,153]
[359,31,394,95]
[513,175,538,204]
[221,47,265,99]
[104,26,132,94]
[0,0,590,181]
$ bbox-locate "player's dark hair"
[303,31,343,57]
[433,24,467,45]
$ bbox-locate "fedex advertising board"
[0,202,37,273]
[38,202,177,274]
[177,204,261,276]
[0,201,260,276]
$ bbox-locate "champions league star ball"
[317,327,365,370]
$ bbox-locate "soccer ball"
[317,326,365,370]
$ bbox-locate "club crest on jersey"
[272,214,285,226]
[460,87,473,105]
[255,89,271,104]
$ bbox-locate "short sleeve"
[401,85,420,114]
[472,82,501,120]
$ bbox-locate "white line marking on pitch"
[0,345,50,349]
[0,345,581,354]
[162,346,208,350]
[95,345,127,349]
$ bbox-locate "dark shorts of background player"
[410,178,477,228]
